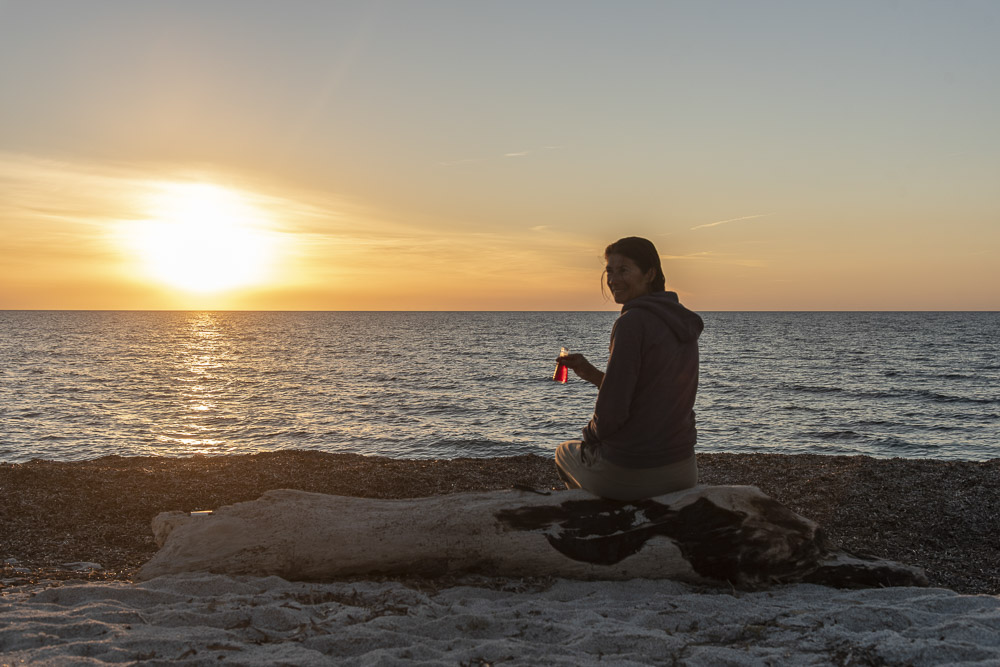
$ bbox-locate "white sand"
[2,574,1000,666]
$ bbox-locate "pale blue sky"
[1,0,997,309]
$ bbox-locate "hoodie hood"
[622,291,704,343]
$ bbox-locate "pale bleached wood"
[137,485,927,588]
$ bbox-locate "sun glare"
[127,183,279,293]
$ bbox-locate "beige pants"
[554,440,698,501]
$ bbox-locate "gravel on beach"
[1,451,997,594]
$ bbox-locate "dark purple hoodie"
[582,291,703,468]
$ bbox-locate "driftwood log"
[137,485,927,589]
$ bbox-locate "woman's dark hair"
[604,236,666,292]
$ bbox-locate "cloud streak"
[661,251,766,268]
[690,214,769,231]
[440,145,561,167]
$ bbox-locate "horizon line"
[2,309,997,314]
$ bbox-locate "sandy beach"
[4,572,1000,665]
[2,451,999,664]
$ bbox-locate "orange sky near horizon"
[1,152,996,312]
[1,2,998,311]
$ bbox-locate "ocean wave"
[868,436,944,457]
[781,384,843,394]
[912,390,998,405]
[856,419,893,427]
[835,387,999,405]
[805,430,864,441]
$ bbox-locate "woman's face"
[605,253,655,304]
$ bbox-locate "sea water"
[0,311,996,463]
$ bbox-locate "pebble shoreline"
[1,451,998,594]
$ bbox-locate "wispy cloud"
[661,252,715,260]
[661,250,766,268]
[690,213,769,231]
[440,145,561,167]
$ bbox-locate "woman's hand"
[556,353,605,388]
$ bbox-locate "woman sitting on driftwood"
[555,236,704,501]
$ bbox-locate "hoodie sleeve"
[582,311,644,444]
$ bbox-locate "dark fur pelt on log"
[139,485,927,589]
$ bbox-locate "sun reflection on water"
[152,312,236,455]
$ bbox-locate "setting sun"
[125,183,280,293]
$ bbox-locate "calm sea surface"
[1,311,997,464]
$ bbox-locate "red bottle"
[552,347,569,383]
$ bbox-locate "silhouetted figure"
[555,236,703,500]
